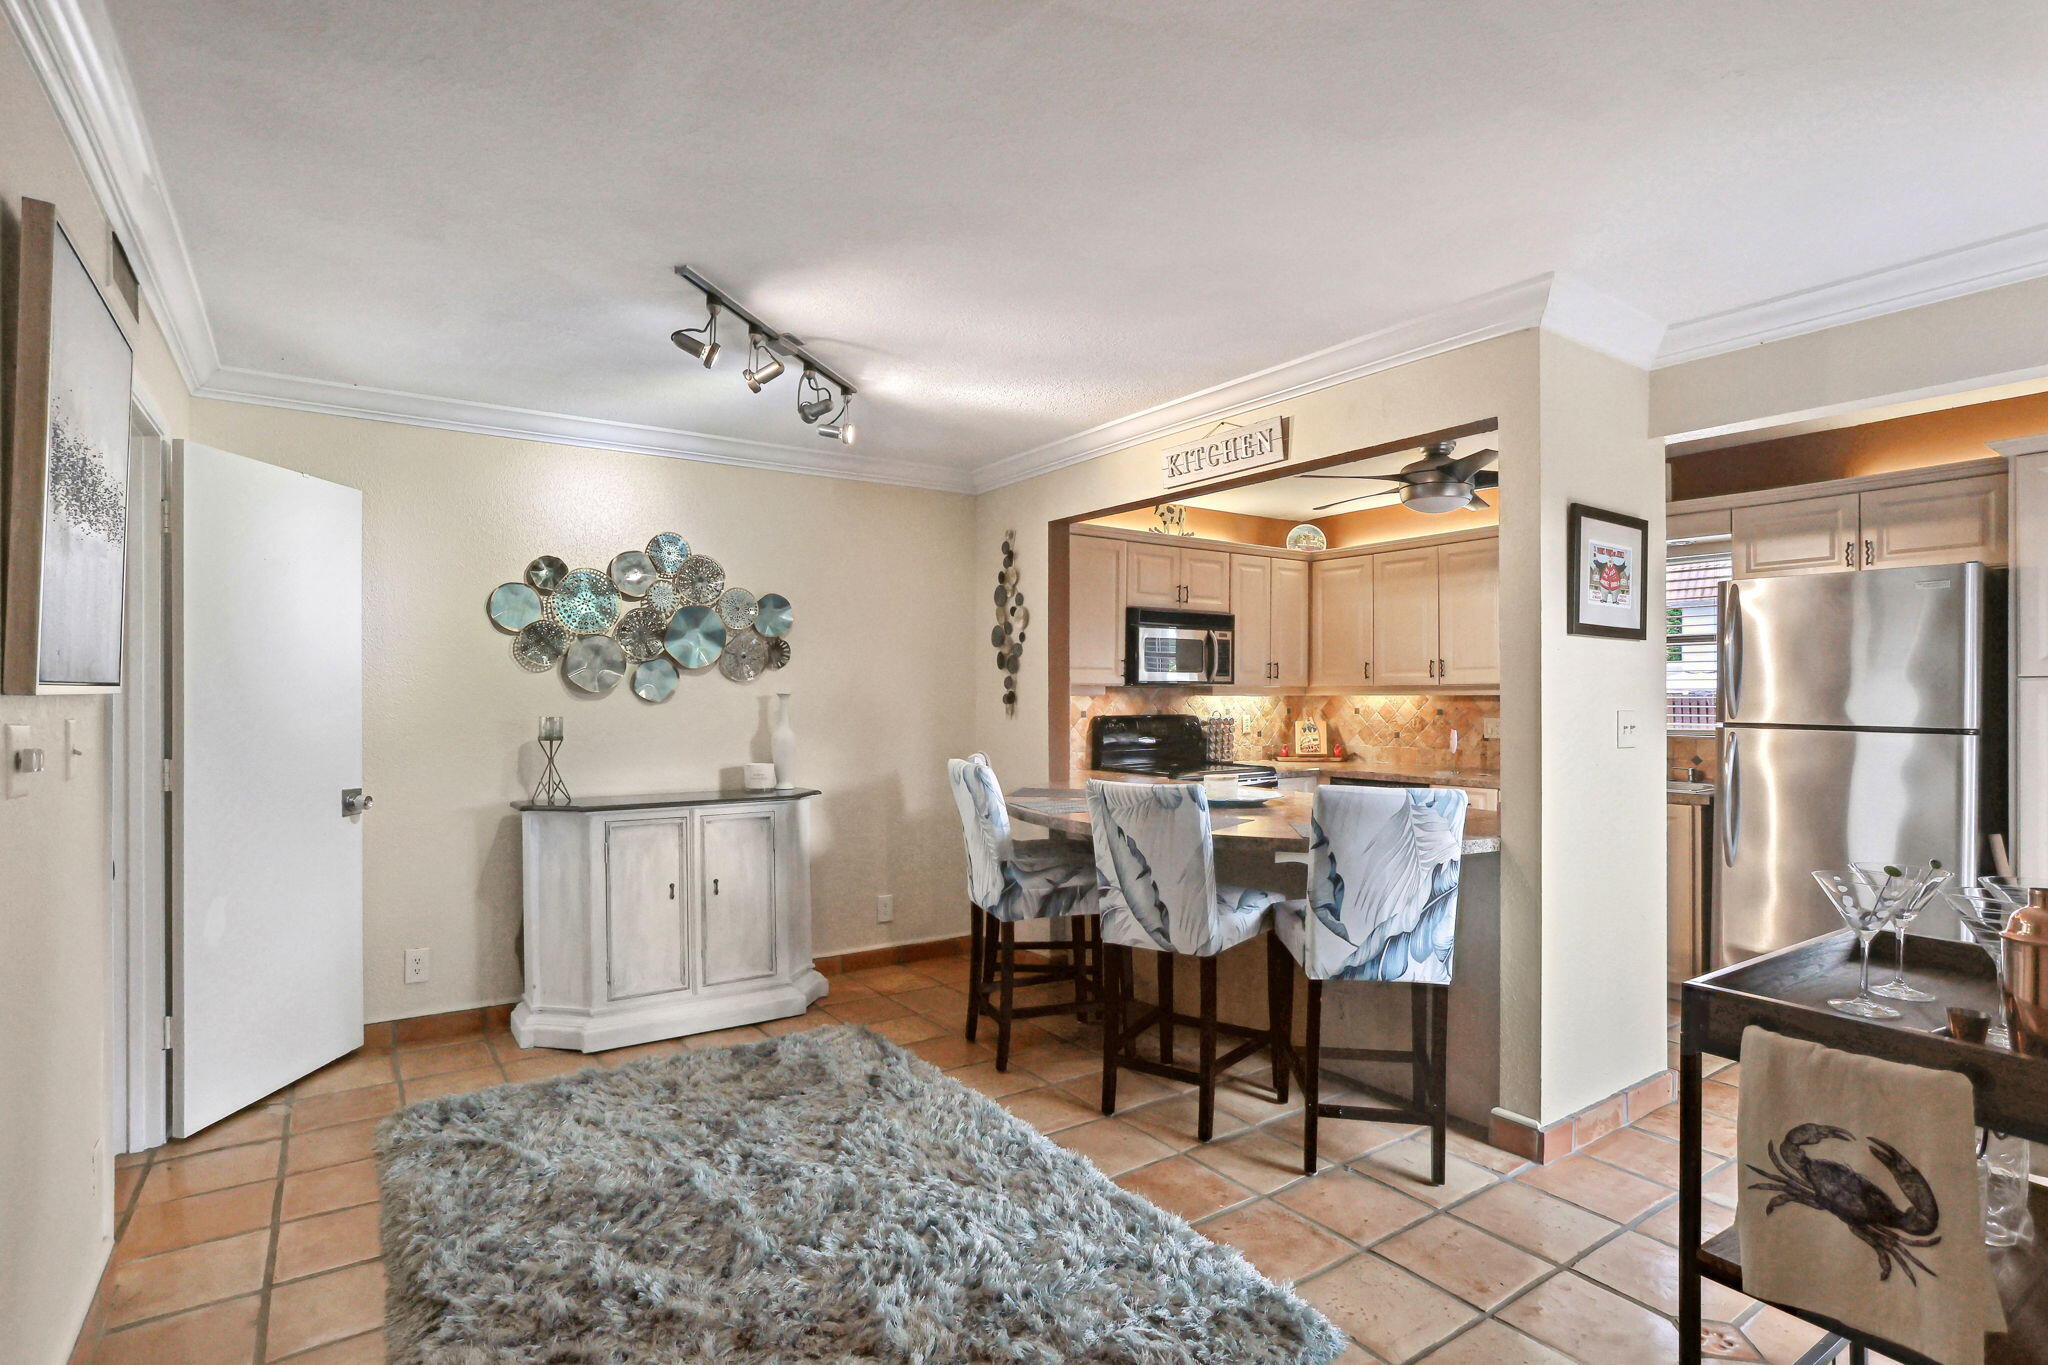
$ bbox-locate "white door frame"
[108,392,170,1153]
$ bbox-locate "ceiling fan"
[1301,441,1499,514]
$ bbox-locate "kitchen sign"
[1161,416,1286,491]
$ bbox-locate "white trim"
[197,367,978,493]
[1990,435,2048,458]
[1542,276,1666,368]
[3,0,218,389]
[1656,223,2048,367]
[971,276,1556,493]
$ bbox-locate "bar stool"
[1086,779,1289,1143]
[1274,784,1467,1179]
[947,754,1100,1070]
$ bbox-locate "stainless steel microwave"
[1126,609,1234,685]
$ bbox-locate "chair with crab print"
[1274,784,1468,1179]
[1086,778,1291,1144]
[947,754,1100,1070]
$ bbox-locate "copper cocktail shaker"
[2002,889,2048,1057]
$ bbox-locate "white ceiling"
[1177,447,1446,521]
[77,1,2048,488]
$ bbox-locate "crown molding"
[972,276,1557,493]
[196,367,975,492]
[5,0,218,388]
[1655,222,2048,368]
[1541,275,1665,368]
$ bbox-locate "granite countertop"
[1264,758,1501,790]
[1666,781,1716,806]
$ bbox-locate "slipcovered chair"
[1275,784,1468,1179]
[948,754,1099,1070]
[1086,779,1290,1143]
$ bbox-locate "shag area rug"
[376,1024,1343,1363]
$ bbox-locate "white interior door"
[171,442,363,1136]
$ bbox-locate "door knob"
[341,788,374,817]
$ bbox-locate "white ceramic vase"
[771,692,796,788]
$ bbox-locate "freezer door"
[1720,563,1983,730]
[1713,726,1977,966]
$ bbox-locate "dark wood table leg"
[1159,951,1175,1065]
[1197,957,1219,1143]
[965,906,983,1042]
[1680,1033,1704,1365]
[1100,942,1121,1114]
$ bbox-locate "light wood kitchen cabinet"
[1068,533,1126,685]
[1732,494,1860,578]
[1124,541,1231,610]
[1860,474,2008,570]
[2015,453,2048,677]
[1269,558,1310,688]
[1372,547,1444,687]
[1310,556,1373,687]
[1666,802,1706,988]
[1436,539,1500,688]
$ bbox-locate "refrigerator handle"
[1720,729,1739,866]
[1719,580,1743,722]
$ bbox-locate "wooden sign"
[1161,416,1285,491]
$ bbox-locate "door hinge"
[161,758,174,792]
[160,498,171,534]
[161,1016,175,1051]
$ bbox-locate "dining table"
[1005,785,1502,857]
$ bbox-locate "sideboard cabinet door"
[605,817,690,1001]
[700,810,779,987]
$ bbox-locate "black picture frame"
[1566,502,1649,640]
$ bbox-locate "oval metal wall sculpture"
[993,530,1028,716]
[489,530,792,699]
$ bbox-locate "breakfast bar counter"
[1012,785,1501,855]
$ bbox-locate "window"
[1666,547,1730,731]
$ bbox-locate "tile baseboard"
[1488,1070,1677,1164]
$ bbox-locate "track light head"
[797,391,834,424]
[670,300,721,368]
[742,335,785,393]
[817,396,858,446]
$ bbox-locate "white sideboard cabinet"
[511,789,824,1052]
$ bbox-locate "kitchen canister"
[2001,888,2048,1057]
[743,762,778,791]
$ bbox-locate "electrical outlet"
[876,894,894,924]
[404,947,430,984]
[1480,717,1501,741]
[1616,708,1640,749]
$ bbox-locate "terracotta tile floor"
[81,968,1838,1364]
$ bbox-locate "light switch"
[1615,709,1640,749]
[5,724,39,799]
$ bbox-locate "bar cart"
[1679,931,2048,1365]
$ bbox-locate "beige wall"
[1,29,192,1364]
[190,400,977,1022]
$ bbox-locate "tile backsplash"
[1069,689,1499,775]
[1667,734,1720,782]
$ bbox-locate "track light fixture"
[816,395,858,447]
[795,369,835,424]
[742,333,785,392]
[672,265,862,445]
[669,298,721,368]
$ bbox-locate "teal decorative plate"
[673,555,725,606]
[631,657,679,703]
[646,532,691,573]
[512,619,570,672]
[564,635,627,693]
[716,587,759,631]
[550,568,621,634]
[719,627,769,681]
[487,582,542,632]
[754,592,793,637]
[610,550,658,597]
[616,606,667,661]
[665,605,726,668]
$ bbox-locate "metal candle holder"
[533,715,571,806]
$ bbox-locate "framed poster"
[4,197,134,693]
[1566,502,1648,639]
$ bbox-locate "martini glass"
[1946,888,2017,1048]
[1852,862,1951,1002]
[1813,869,1902,1019]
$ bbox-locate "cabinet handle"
[1844,541,1855,569]
[712,877,720,895]
[1863,538,1874,567]
[1439,656,1447,679]
[1364,660,1371,680]
[668,882,675,900]
[1428,658,1436,679]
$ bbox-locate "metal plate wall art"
[665,605,726,668]
[512,619,570,672]
[564,635,627,693]
[993,530,1028,716]
[631,657,679,702]
[488,582,542,632]
[489,532,790,697]
[716,586,759,631]
[646,532,690,573]
[615,606,667,661]
[609,550,658,597]
[673,554,726,605]
[719,627,769,681]
[755,593,793,637]
[550,568,622,634]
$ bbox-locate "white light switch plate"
[1616,709,1640,749]
[1480,717,1502,741]
[4,724,34,799]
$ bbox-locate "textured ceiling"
[104,0,2048,479]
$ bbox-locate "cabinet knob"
[668,882,675,900]
[712,877,720,895]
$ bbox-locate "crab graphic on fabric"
[1747,1123,1942,1284]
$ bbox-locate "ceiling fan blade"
[1311,489,1400,513]
[1473,470,1501,489]
[1444,447,1499,481]
[1467,492,1491,509]
[1297,472,1395,481]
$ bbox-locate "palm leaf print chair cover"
[1086,779,1288,1141]
[1277,784,1468,1179]
[947,754,1098,1068]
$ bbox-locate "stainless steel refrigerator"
[1712,561,2005,966]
